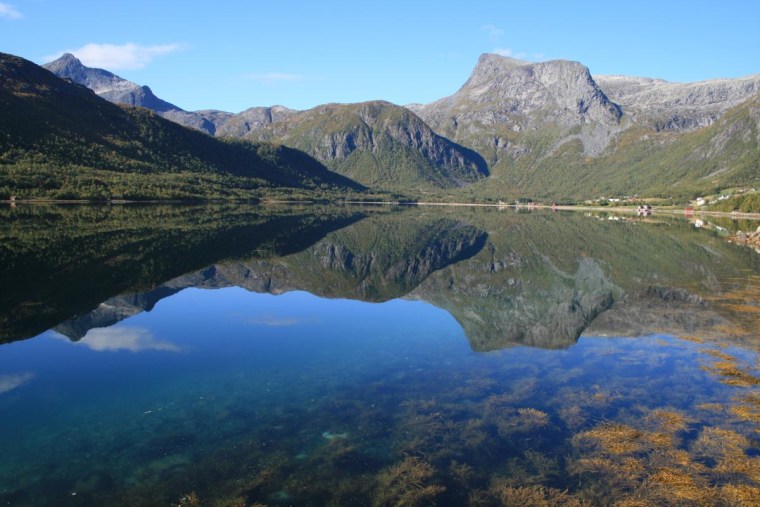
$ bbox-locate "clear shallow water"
[1,205,759,506]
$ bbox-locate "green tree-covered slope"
[0,53,364,200]
[237,101,488,192]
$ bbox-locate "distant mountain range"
[0,52,362,200]
[4,50,759,201]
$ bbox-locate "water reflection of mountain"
[0,204,371,342]
[3,205,759,350]
[54,212,489,339]
[413,211,760,350]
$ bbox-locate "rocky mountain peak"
[43,53,122,91]
[459,54,622,125]
[47,52,81,70]
[43,53,186,116]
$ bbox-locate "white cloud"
[0,372,34,394]
[481,24,504,41]
[246,72,304,85]
[77,327,180,352]
[493,47,514,57]
[493,48,527,59]
[0,2,21,19]
[45,42,183,70]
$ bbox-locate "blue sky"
[2,1,758,113]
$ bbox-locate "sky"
[1,0,759,113]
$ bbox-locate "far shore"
[3,198,760,220]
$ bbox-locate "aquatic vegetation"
[448,460,474,485]
[372,456,445,507]
[650,408,689,429]
[695,402,726,413]
[643,467,708,503]
[702,360,760,387]
[492,407,551,437]
[487,481,587,507]
[703,348,738,361]
[719,483,760,506]
[572,423,647,455]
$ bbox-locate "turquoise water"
[1,205,759,505]
[1,288,757,506]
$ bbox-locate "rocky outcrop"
[596,74,760,131]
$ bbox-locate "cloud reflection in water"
[0,372,34,394]
[77,327,180,353]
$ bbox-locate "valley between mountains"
[2,51,759,205]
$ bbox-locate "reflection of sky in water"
[0,372,34,394]
[56,326,180,352]
[0,287,757,505]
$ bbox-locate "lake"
[1,204,759,506]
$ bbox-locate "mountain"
[43,56,487,192]
[480,92,760,200]
[411,53,760,201]
[595,73,760,131]
[40,51,760,202]
[43,53,228,134]
[409,54,624,162]
[215,105,299,137]
[0,52,364,200]
[43,53,180,112]
[235,101,489,191]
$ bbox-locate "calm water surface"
[1,204,759,506]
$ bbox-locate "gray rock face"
[447,54,620,125]
[596,73,760,131]
[410,54,623,159]
[43,53,228,135]
[411,55,621,125]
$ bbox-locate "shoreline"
[3,198,760,220]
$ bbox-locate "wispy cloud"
[481,24,504,42]
[493,48,527,59]
[44,42,184,70]
[0,372,34,394]
[246,315,301,327]
[0,2,22,19]
[246,72,305,85]
[76,327,180,352]
[493,48,545,61]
